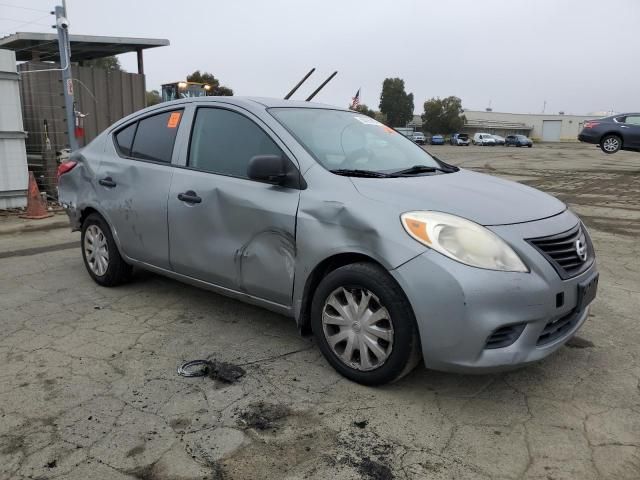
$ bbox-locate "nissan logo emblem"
[575,238,587,262]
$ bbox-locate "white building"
[462,110,600,142]
[0,49,28,208]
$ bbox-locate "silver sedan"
[58,97,598,385]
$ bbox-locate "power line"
[0,2,50,13]
[0,13,52,30]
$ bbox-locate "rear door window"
[625,115,640,125]
[129,110,183,163]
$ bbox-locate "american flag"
[350,88,360,109]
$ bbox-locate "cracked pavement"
[0,144,639,479]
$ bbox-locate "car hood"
[351,169,566,226]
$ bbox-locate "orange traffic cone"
[20,172,53,220]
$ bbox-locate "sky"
[1,0,639,115]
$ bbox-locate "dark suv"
[505,135,533,147]
[578,113,640,154]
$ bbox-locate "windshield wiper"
[329,169,398,178]
[391,164,457,176]
[391,165,439,175]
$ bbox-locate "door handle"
[177,190,202,204]
[99,177,117,188]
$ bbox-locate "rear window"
[130,110,183,163]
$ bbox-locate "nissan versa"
[58,97,599,385]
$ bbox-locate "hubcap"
[84,224,109,276]
[322,287,394,371]
[603,138,619,152]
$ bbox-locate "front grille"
[537,309,580,346]
[527,223,593,279]
[485,323,526,349]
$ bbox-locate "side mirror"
[247,155,288,185]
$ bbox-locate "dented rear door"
[96,108,184,269]
[167,105,300,306]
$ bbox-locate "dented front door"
[167,171,298,305]
[167,106,299,306]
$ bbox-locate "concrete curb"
[0,213,70,236]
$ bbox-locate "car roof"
[155,96,346,111]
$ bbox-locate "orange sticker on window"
[167,112,181,128]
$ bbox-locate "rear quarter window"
[114,122,136,156]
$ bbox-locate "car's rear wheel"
[81,213,132,286]
[600,134,621,154]
[311,262,421,385]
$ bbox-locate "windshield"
[269,108,441,172]
[516,135,528,139]
[458,134,468,139]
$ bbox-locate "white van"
[473,133,496,146]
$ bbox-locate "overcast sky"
[2,0,639,115]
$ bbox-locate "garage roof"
[0,32,169,62]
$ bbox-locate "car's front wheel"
[600,134,621,154]
[81,213,132,286]
[311,262,421,385]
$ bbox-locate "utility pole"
[54,5,78,151]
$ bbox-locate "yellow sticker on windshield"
[353,116,380,126]
[353,115,395,133]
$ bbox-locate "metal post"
[55,5,78,151]
[136,48,144,75]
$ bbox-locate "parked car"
[450,133,470,146]
[492,135,505,145]
[430,134,445,145]
[58,97,598,385]
[472,133,496,146]
[578,113,640,154]
[411,132,426,145]
[505,135,533,147]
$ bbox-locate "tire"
[81,213,132,286]
[600,134,621,154]
[311,262,421,385]
[527,144,532,148]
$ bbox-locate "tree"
[421,96,466,134]
[351,104,376,119]
[145,90,161,106]
[85,56,122,71]
[379,78,414,127]
[186,70,233,96]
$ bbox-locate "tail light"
[583,121,599,130]
[57,161,77,179]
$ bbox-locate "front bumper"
[390,210,597,373]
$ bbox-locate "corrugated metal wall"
[0,49,28,209]
[18,61,145,196]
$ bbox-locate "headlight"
[400,211,528,272]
